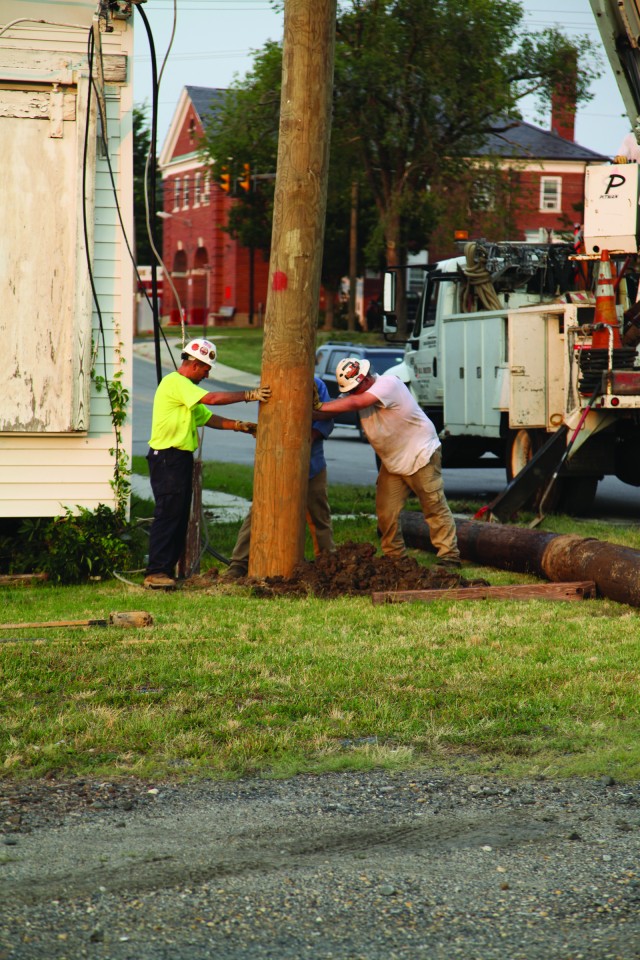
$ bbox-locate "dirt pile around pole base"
[191,541,488,598]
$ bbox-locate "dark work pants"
[146,447,194,577]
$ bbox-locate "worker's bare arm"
[201,386,271,406]
[205,414,257,435]
[313,391,378,419]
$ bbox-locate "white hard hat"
[336,357,371,393]
[183,338,217,367]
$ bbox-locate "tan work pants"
[376,449,459,560]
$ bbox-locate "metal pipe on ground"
[400,512,640,607]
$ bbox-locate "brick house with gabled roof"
[158,85,270,326]
[159,85,609,325]
[426,99,609,262]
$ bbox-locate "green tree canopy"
[133,102,162,267]
[200,0,599,327]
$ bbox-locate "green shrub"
[0,505,146,583]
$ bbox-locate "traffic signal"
[238,163,251,192]
[220,166,231,193]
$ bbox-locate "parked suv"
[314,342,405,439]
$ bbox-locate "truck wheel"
[505,429,543,482]
[505,428,559,511]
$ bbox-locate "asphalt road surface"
[132,354,640,521]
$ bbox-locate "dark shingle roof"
[182,87,608,163]
[185,86,226,125]
[477,118,609,162]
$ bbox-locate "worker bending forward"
[315,357,460,566]
[145,338,271,589]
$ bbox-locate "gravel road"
[1,768,639,960]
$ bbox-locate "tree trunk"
[322,280,339,330]
[249,0,337,579]
[384,206,407,335]
[347,180,358,331]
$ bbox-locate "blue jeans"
[146,447,194,577]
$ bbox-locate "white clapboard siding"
[0,12,134,517]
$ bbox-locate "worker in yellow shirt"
[144,338,270,589]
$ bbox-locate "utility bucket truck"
[381,0,640,518]
[383,236,640,517]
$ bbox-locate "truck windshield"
[413,278,439,337]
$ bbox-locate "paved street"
[132,341,640,521]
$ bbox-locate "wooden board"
[371,581,596,605]
[0,573,48,585]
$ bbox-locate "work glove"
[244,386,271,402]
[312,383,324,411]
[234,420,257,437]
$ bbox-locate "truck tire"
[505,429,544,482]
[505,428,560,512]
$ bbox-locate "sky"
[132,0,632,159]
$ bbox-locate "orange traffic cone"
[591,250,622,349]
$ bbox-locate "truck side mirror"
[383,312,398,334]
[383,271,396,312]
[383,271,397,332]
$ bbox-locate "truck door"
[406,275,443,411]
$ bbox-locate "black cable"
[83,27,121,487]
[135,3,163,385]
[88,72,178,373]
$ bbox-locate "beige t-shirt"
[359,374,441,475]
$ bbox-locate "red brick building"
[159,86,608,326]
[427,95,608,261]
[158,86,270,327]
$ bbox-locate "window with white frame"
[194,172,202,207]
[540,177,561,212]
[203,174,210,205]
[173,177,181,211]
[182,176,190,209]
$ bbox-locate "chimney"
[551,53,577,142]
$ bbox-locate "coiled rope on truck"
[460,241,502,312]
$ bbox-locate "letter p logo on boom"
[605,174,626,195]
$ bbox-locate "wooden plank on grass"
[371,581,596,605]
[0,573,48,585]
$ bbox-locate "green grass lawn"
[6,336,640,786]
[3,465,640,786]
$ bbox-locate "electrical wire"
[132,2,233,570]
[136,1,188,370]
[83,26,123,489]
[87,37,179,374]
[0,18,88,37]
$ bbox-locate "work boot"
[222,563,248,580]
[144,573,176,590]
[435,557,461,570]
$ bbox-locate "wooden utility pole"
[347,180,358,331]
[249,0,337,578]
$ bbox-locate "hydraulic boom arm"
[590,0,640,138]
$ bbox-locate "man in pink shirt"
[314,357,460,567]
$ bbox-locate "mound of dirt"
[191,541,487,599]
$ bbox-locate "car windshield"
[368,352,404,374]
